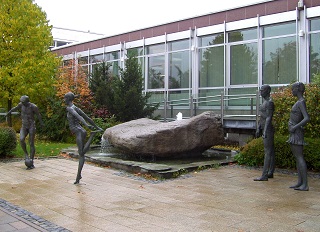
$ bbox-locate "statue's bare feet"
[294,186,309,191]
[254,176,268,181]
[289,183,302,188]
[74,176,82,184]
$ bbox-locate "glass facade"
[60,7,320,117]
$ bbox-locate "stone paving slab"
[0,158,320,231]
[0,198,69,231]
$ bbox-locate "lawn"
[13,140,74,158]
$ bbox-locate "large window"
[147,55,165,89]
[90,54,103,63]
[168,40,190,89]
[78,56,88,65]
[199,34,224,87]
[230,43,257,85]
[262,22,297,84]
[147,44,165,89]
[105,51,120,76]
[309,18,320,82]
[229,28,258,85]
[127,47,145,85]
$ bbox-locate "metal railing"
[151,91,260,129]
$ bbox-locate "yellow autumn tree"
[0,0,60,126]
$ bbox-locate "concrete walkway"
[0,158,320,232]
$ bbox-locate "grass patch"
[12,140,74,158]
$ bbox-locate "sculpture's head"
[20,95,30,106]
[64,92,75,103]
[292,82,305,96]
[259,84,271,98]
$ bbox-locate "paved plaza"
[0,158,320,231]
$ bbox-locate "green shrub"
[235,137,265,167]
[235,134,320,171]
[272,83,320,138]
[38,98,71,142]
[0,127,17,158]
[91,116,121,145]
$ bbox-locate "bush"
[272,83,320,138]
[91,116,121,145]
[0,127,17,158]
[38,97,71,142]
[235,134,320,171]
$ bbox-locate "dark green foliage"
[89,62,116,115]
[234,137,265,167]
[113,54,159,122]
[37,97,71,142]
[235,134,320,171]
[91,116,121,144]
[0,126,17,157]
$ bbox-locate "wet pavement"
[1,158,320,231]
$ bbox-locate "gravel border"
[0,198,70,232]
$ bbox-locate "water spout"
[100,136,111,153]
[176,112,183,120]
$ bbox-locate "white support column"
[298,6,308,83]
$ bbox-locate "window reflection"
[263,22,295,38]
[169,51,189,89]
[147,44,165,54]
[90,54,103,63]
[148,56,165,89]
[228,28,257,42]
[309,18,320,82]
[200,34,224,47]
[263,38,296,84]
[168,40,189,51]
[262,22,297,84]
[230,43,258,85]
[199,46,224,87]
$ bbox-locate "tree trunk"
[7,99,12,127]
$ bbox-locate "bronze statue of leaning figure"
[5,95,44,169]
[64,92,103,184]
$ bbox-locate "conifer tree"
[113,54,158,122]
[89,62,115,115]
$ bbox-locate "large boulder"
[102,111,224,158]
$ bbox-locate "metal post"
[221,91,224,125]
[164,96,167,122]
[194,97,197,116]
[190,95,193,117]
[255,90,260,130]
[250,97,254,115]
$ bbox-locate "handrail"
[149,91,260,128]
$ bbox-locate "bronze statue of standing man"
[287,82,310,191]
[6,95,43,169]
[254,85,275,181]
